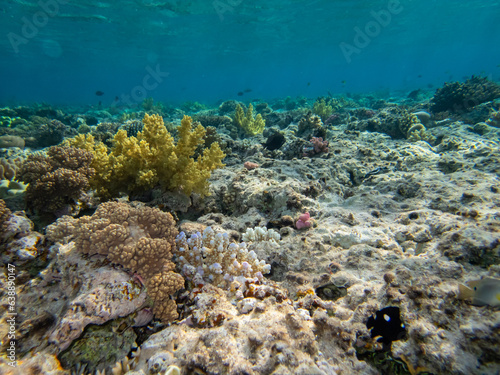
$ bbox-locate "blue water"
[1,0,499,106]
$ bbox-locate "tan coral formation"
[0,154,25,181]
[47,201,184,323]
[18,146,95,212]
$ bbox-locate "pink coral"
[303,137,329,156]
[296,212,312,230]
[244,161,259,170]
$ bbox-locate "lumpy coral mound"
[65,113,225,199]
[18,146,94,213]
[430,76,500,113]
[47,201,184,323]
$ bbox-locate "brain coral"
[46,201,184,323]
[18,146,95,213]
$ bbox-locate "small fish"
[237,91,244,96]
[363,167,390,179]
[366,306,406,346]
[417,74,422,78]
[341,80,346,85]
[244,88,252,93]
[458,277,500,307]
[307,82,311,86]
[95,90,104,96]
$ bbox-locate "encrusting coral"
[233,103,266,136]
[64,114,225,199]
[18,146,95,213]
[46,201,184,323]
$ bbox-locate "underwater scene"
[1,0,500,374]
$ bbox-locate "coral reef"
[297,111,325,138]
[174,226,273,288]
[430,76,500,113]
[233,103,266,136]
[486,109,500,128]
[312,98,333,121]
[0,135,25,148]
[35,119,77,148]
[2,88,500,375]
[46,201,184,324]
[65,114,225,198]
[18,146,95,213]
[0,153,25,181]
[303,137,329,156]
[0,198,11,234]
[357,106,424,139]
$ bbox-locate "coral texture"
[430,76,500,113]
[46,201,184,323]
[312,98,333,121]
[175,226,273,288]
[233,103,266,136]
[35,119,77,147]
[65,114,225,198]
[0,135,25,148]
[18,146,95,212]
[297,111,324,137]
[303,137,329,156]
[0,199,11,234]
[361,107,423,139]
[0,154,25,181]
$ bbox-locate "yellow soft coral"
[234,103,265,136]
[65,114,225,198]
[312,98,333,121]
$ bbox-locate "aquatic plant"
[64,114,225,199]
[233,103,266,136]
